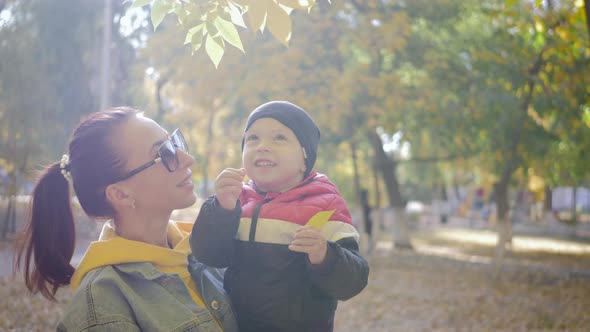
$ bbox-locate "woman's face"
[114,115,196,213]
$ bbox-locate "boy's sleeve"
[307,240,369,300]
[307,195,369,300]
[190,195,241,268]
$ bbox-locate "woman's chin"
[177,192,197,209]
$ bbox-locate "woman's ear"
[105,183,135,210]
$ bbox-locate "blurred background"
[1,0,589,330]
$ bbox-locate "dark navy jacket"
[191,173,369,332]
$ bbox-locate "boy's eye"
[274,134,287,141]
[246,134,258,142]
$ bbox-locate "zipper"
[249,198,272,242]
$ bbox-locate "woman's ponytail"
[15,163,75,301]
[14,106,139,301]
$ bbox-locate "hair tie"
[60,154,72,182]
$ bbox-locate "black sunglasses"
[115,129,189,182]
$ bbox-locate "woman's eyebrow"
[149,135,169,155]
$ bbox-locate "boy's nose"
[256,140,271,152]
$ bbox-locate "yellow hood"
[70,220,194,290]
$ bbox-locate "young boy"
[190,101,369,332]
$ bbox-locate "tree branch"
[585,0,590,42]
[399,149,480,163]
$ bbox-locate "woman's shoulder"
[59,266,138,331]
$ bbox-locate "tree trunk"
[368,129,412,249]
[154,76,169,123]
[572,186,578,224]
[99,0,112,111]
[367,130,404,208]
[349,141,361,205]
[542,186,557,223]
[1,169,18,239]
[201,107,216,198]
[390,207,412,248]
[544,186,552,214]
[1,195,16,239]
[349,141,367,247]
[584,0,590,41]
[494,181,512,260]
[372,160,384,231]
[494,49,545,261]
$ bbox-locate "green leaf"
[583,107,590,128]
[266,1,291,46]
[219,7,232,22]
[174,5,188,25]
[129,0,152,9]
[205,21,219,37]
[532,33,546,50]
[214,17,244,52]
[505,0,518,8]
[184,24,204,45]
[151,0,172,30]
[205,35,225,68]
[191,31,205,53]
[227,2,247,28]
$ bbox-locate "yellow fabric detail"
[70,220,204,308]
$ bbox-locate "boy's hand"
[289,226,328,265]
[215,168,245,210]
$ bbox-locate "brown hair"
[15,107,139,300]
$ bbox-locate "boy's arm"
[190,195,241,268]
[308,195,369,300]
[307,237,369,301]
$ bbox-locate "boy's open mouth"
[255,159,276,167]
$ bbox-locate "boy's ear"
[105,184,135,210]
[300,147,307,173]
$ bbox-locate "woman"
[15,107,238,331]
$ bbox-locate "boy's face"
[242,117,306,193]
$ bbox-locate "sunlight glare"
[434,229,590,254]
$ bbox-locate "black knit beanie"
[242,101,320,178]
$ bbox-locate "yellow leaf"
[306,210,335,228]
[248,0,267,32]
[266,0,291,46]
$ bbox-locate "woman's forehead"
[114,115,167,157]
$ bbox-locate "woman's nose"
[177,149,195,169]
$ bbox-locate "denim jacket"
[57,255,238,332]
